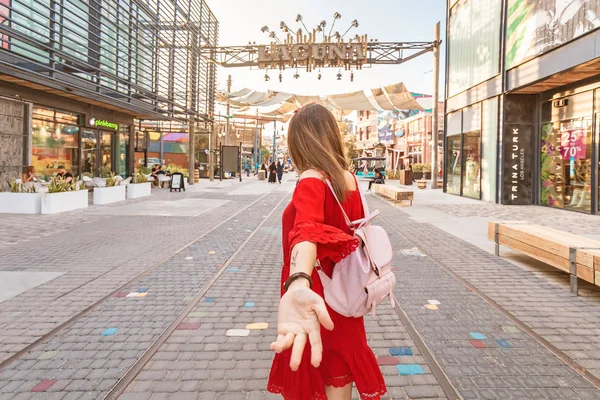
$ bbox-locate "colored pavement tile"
[37,351,57,360]
[227,268,241,272]
[396,365,424,375]
[377,356,400,366]
[203,297,215,303]
[102,328,118,336]
[226,329,250,337]
[428,300,440,305]
[112,292,128,298]
[126,293,138,297]
[496,339,513,348]
[188,311,208,317]
[185,256,193,260]
[389,347,413,356]
[425,304,438,310]
[502,325,521,333]
[136,292,148,297]
[245,322,269,330]
[244,302,255,307]
[470,332,487,340]
[470,340,486,348]
[176,323,201,330]
[136,288,149,293]
[30,380,56,392]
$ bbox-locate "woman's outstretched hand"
[270,285,334,371]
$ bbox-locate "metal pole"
[430,22,440,189]
[219,141,222,181]
[160,132,164,166]
[188,121,195,185]
[273,121,277,164]
[254,115,259,173]
[239,141,242,182]
[226,75,232,146]
[209,122,214,181]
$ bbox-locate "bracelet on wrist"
[283,272,312,292]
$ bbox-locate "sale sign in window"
[560,129,586,160]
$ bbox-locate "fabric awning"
[327,90,378,111]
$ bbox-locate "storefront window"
[446,134,462,194]
[81,129,97,176]
[462,130,481,198]
[100,131,113,177]
[116,126,130,178]
[32,121,80,181]
[541,118,593,213]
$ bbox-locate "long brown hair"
[288,104,350,201]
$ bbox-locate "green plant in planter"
[105,172,118,187]
[7,179,22,193]
[48,179,71,193]
[24,185,38,193]
[137,166,151,175]
[134,172,148,184]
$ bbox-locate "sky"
[204,0,447,97]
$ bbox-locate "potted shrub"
[127,172,151,199]
[412,164,424,180]
[41,178,89,214]
[0,179,44,214]
[93,172,126,205]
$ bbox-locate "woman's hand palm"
[271,287,334,371]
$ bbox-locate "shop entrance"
[81,129,129,178]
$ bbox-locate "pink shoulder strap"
[324,176,371,230]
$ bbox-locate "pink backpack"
[316,179,396,318]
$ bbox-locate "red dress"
[267,177,387,400]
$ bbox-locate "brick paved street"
[3,177,600,399]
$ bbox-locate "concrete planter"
[0,192,44,214]
[93,185,126,205]
[41,190,89,214]
[127,182,151,199]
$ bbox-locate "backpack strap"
[324,175,373,230]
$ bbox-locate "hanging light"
[336,71,342,80]
[317,71,322,80]
[264,73,270,81]
[294,71,300,79]
[350,72,354,82]
[260,25,269,33]
[279,72,282,82]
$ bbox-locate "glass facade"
[461,130,481,198]
[446,134,462,195]
[448,0,502,96]
[31,108,80,181]
[540,118,593,212]
[0,0,218,126]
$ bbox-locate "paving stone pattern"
[121,193,447,400]
[0,187,289,399]
[371,195,600,399]
[0,186,265,364]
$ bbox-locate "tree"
[339,120,359,162]
[261,145,272,163]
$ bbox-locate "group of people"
[257,161,284,184]
[150,165,169,187]
[21,165,73,185]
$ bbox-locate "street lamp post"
[273,121,277,164]
[430,22,440,189]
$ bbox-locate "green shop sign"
[89,118,118,130]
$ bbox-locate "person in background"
[150,166,159,187]
[367,168,385,191]
[55,165,73,183]
[262,162,268,178]
[268,161,277,183]
[245,162,251,177]
[276,161,284,184]
[22,166,37,183]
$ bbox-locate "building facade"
[0,0,217,181]
[445,0,600,212]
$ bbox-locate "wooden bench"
[373,184,414,206]
[488,221,600,295]
[417,180,427,189]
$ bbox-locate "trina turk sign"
[502,124,532,205]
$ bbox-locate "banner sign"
[507,0,600,68]
[502,124,532,205]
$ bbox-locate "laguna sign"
[257,43,367,67]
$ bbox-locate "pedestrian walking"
[267,103,386,400]
[276,161,284,184]
[244,162,250,177]
[268,161,277,183]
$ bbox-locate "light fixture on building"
[336,71,342,80]
[264,72,270,81]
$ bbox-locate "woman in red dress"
[267,104,387,400]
